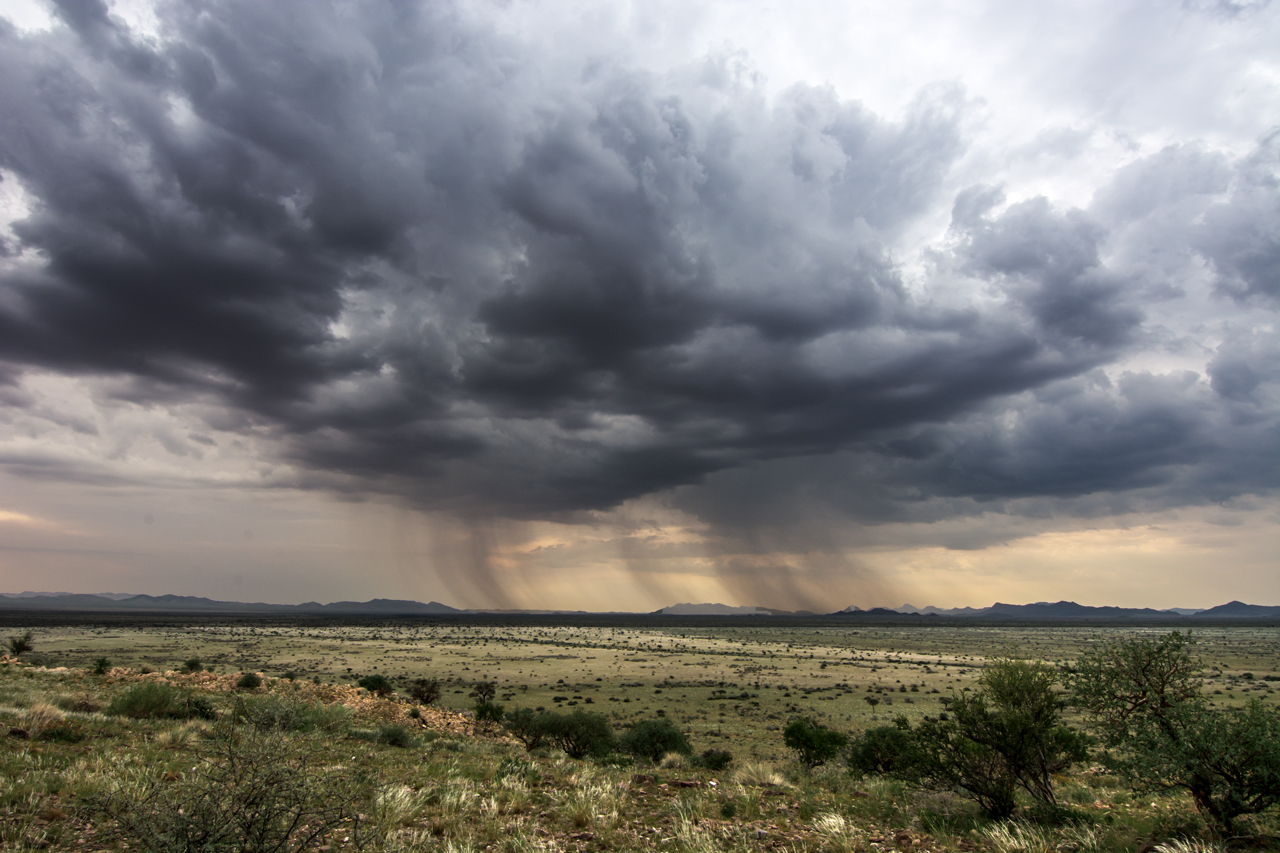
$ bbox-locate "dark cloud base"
[0,1,1275,544]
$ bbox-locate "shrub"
[181,658,203,674]
[232,696,350,733]
[107,683,188,720]
[784,717,848,768]
[504,707,551,751]
[471,681,497,702]
[544,709,617,759]
[1070,631,1280,836]
[700,748,734,771]
[619,718,692,763]
[235,672,262,691]
[357,674,393,696]
[377,724,414,748]
[885,660,1086,819]
[474,700,505,729]
[409,678,440,705]
[92,657,112,676]
[6,631,33,658]
[92,726,374,853]
[848,720,916,775]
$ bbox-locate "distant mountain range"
[1,593,1277,619]
[0,592,464,615]
[832,600,1280,619]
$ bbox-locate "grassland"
[0,615,1277,851]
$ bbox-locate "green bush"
[232,696,350,733]
[783,717,848,768]
[409,678,440,705]
[5,631,33,658]
[92,726,374,852]
[107,683,188,720]
[619,718,692,763]
[376,724,414,748]
[885,660,1086,819]
[358,674,393,696]
[847,720,916,775]
[700,748,734,771]
[503,707,550,751]
[235,672,262,691]
[1071,631,1280,836]
[544,709,616,759]
[181,658,203,674]
[92,657,112,676]
[474,700,505,728]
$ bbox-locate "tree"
[503,707,551,751]
[783,717,848,768]
[619,718,692,763]
[543,709,616,759]
[871,660,1085,819]
[1070,631,1280,836]
[470,681,497,703]
[949,660,1086,806]
[847,719,916,775]
[409,678,440,705]
[6,631,33,658]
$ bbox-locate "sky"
[0,0,1276,612]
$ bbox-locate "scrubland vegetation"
[0,618,1277,851]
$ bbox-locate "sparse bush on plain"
[92,726,375,853]
[847,720,916,776]
[232,695,350,733]
[881,660,1086,819]
[377,724,414,748]
[181,657,203,673]
[92,657,112,675]
[619,717,692,763]
[358,674,393,695]
[6,631,33,658]
[503,706,550,751]
[699,748,734,771]
[543,709,617,759]
[784,717,848,768]
[107,682,194,720]
[235,672,262,691]
[409,678,440,705]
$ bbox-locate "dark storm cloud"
[0,1,1274,528]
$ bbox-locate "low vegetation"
[0,623,1275,852]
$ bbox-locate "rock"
[631,774,656,785]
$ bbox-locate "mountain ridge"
[1,593,1277,618]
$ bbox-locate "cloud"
[0,0,1274,573]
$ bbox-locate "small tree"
[358,674,393,696]
[92,657,112,676]
[619,718,692,763]
[474,700,505,730]
[409,678,440,705]
[470,681,497,703]
[544,709,616,759]
[503,707,551,751]
[1070,631,1280,836]
[6,631,33,658]
[847,719,917,775]
[783,717,848,768]
[181,658,203,674]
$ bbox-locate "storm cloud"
[0,0,1275,579]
